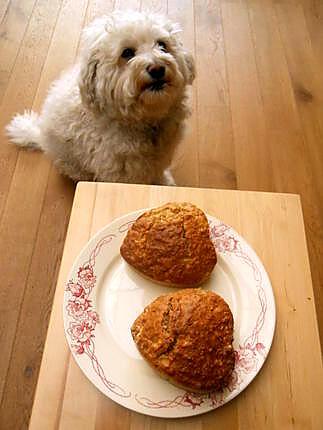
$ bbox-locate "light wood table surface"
[29,182,323,429]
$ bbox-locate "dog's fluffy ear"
[163,19,196,85]
[79,55,100,112]
[184,51,196,85]
[78,16,112,112]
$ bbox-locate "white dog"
[6,11,195,185]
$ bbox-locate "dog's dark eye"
[157,40,167,52]
[121,48,135,60]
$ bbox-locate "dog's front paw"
[162,169,176,186]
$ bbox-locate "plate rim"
[63,208,276,418]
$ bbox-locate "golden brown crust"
[131,289,235,392]
[120,202,217,287]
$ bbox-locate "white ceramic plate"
[63,209,276,418]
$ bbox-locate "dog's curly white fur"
[6,11,195,185]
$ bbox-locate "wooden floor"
[0,0,322,428]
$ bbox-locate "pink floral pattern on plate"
[66,258,130,398]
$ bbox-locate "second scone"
[131,289,235,392]
[120,202,217,287]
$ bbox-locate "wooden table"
[29,183,323,429]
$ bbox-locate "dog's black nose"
[147,65,165,80]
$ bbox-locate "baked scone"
[131,289,235,392]
[120,202,217,287]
